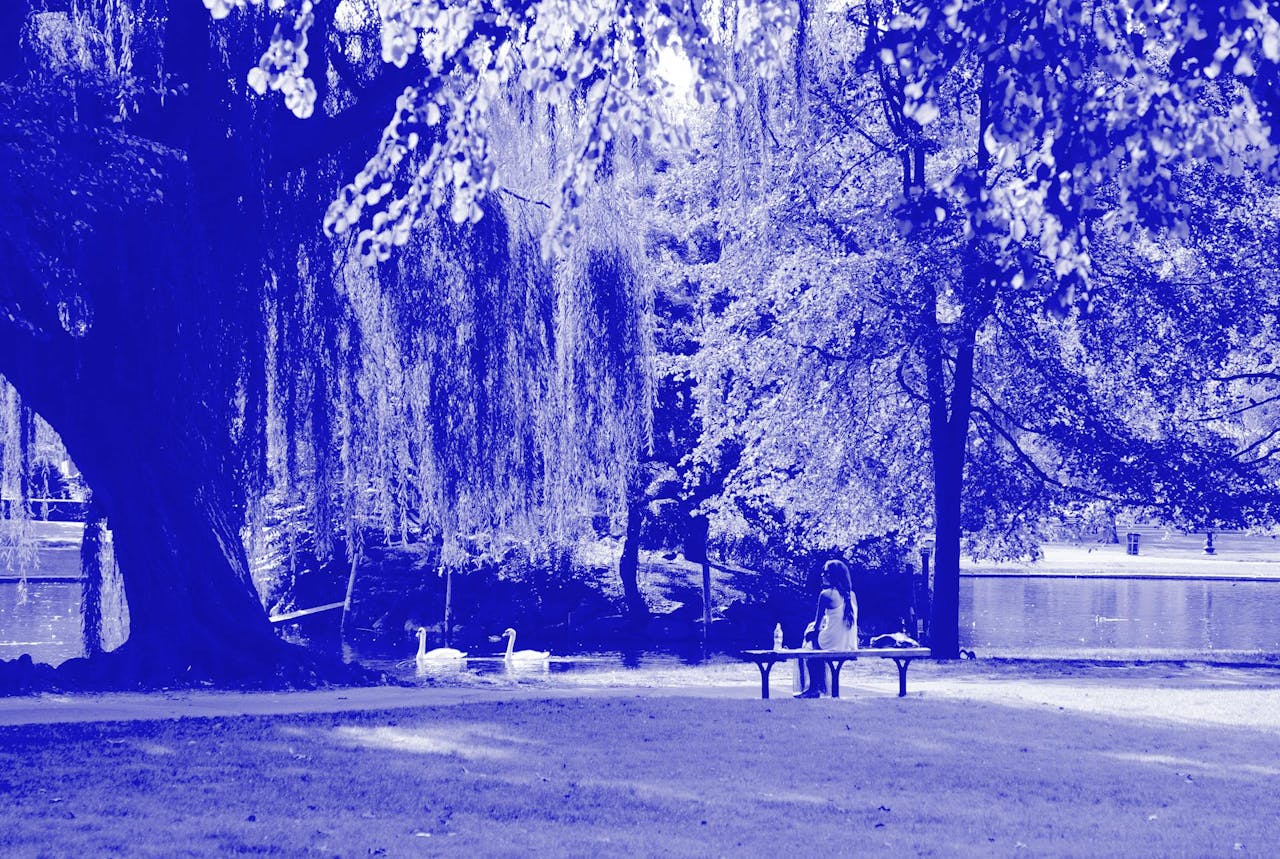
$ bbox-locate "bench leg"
[829,659,849,698]
[892,657,912,697]
[755,660,777,699]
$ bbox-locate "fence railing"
[0,498,90,522]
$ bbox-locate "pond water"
[960,575,1280,659]
[0,580,83,666]
[4,576,1280,668]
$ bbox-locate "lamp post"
[917,538,934,642]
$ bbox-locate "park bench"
[740,646,932,699]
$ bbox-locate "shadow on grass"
[0,683,1277,856]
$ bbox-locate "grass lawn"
[2,661,1279,857]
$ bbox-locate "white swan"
[502,627,550,662]
[869,632,920,649]
[416,627,466,667]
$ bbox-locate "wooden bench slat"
[742,647,931,659]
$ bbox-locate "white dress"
[794,589,858,692]
[817,589,858,650]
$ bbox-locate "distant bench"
[739,647,932,699]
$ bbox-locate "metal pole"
[918,544,932,643]
[701,559,712,641]
[444,564,453,648]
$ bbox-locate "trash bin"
[1126,532,1140,556]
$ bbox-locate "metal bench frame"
[740,647,932,698]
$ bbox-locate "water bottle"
[773,623,784,650]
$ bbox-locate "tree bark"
[683,513,712,641]
[0,59,289,682]
[0,223,285,682]
[929,432,966,660]
[1,323,289,681]
[0,7,389,686]
[79,499,107,659]
[618,476,650,623]
[922,293,978,661]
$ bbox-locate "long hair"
[824,559,856,628]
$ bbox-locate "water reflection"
[961,576,1280,657]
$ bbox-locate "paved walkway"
[5,659,1280,732]
[0,684,607,727]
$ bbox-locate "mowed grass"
[2,674,1279,858]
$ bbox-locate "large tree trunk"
[0,3,515,689]
[922,301,978,661]
[0,11,292,682]
[0,342,289,684]
[88,453,280,679]
[0,147,286,681]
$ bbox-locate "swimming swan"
[502,627,550,662]
[416,627,466,666]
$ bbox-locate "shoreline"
[962,540,1280,580]
[961,570,1280,581]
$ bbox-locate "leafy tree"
[867,0,1280,655]
[671,0,1280,658]
[1,3,310,683]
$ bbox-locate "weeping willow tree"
[0,0,669,685]
[250,90,655,630]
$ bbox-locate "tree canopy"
[4,0,1280,684]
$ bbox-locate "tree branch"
[1190,391,1280,424]
[895,354,929,405]
[1208,371,1280,384]
[498,187,551,209]
[1233,423,1280,463]
[969,402,1119,502]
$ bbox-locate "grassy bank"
[2,661,1278,856]
[964,533,1280,579]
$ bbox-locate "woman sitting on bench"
[795,559,858,698]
